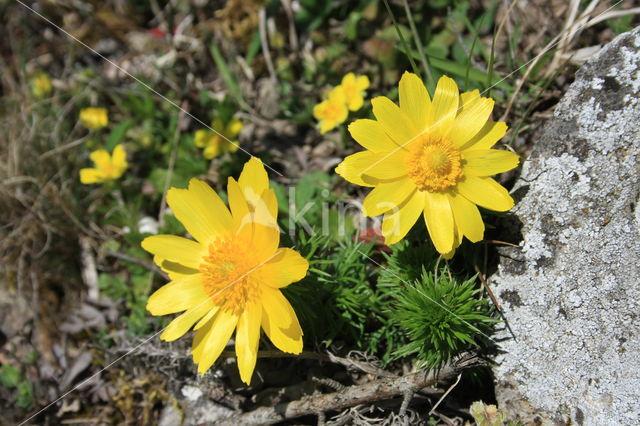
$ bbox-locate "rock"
[179,384,235,425]
[158,404,181,426]
[492,28,640,425]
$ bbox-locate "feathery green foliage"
[390,268,498,369]
[377,238,438,294]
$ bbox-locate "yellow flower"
[80,144,128,184]
[79,107,109,130]
[30,72,53,98]
[340,72,370,111]
[313,86,349,134]
[336,72,519,257]
[141,158,308,384]
[195,117,243,159]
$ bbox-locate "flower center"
[324,103,342,121]
[406,134,463,192]
[199,238,258,314]
[102,162,118,178]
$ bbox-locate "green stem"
[401,0,434,87]
[463,14,485,91]
[485,26,497,97]
[382,0,420,78]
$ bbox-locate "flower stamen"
[199,239,258,314]
[406,134,463,192]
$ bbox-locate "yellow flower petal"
[450,96,494,147]
[346,95,364,111]
[194,130,210,147]
[462,149,519,176]
[430,76,459,137]
[89,149,111,170]
[141,235,205,269]
[191,314,215,364]
[356,75,370,90]
[381,190,426,245]
[348,119,398,152]
[399,71,432,132]
[360,149,408,184]
[459,121,508,151]
[227,177,251,232]
[335,151,378,187]
[258,248,309,288]
[250,223,281,263]
[79,107,108,129]
[235,301,261,384]
[196,309,239,374]
[442,248,457,260]
[160,300,214,342]
[342,72,356,86]
[79,168,103,184]
[167,179,233,244]
[226,117,244,139]
[31,72,52,98]
[459,89,480,111]
[154,256,198,280]
[314,87,349,133]
[453,214,464,248]
[193,305,221,330]
[212,117,225,132]
[423,191,455,254]
[146,273,208,315]
[224,139,240,153]
[238,157,269,208]
[112,144,127,172]
[253,188,279,228]
[341,73,369,111]
[203,139,221,159]
[319,119,336,134]
[362,178,416,217]
[449,192,484,242]
[261,288,303,354]
[457,176,514,212]
[371,96,417,145]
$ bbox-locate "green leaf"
[105,120,132,151]
[245,30,262,65]
[294,171,330,209]
[0,364,21,388]
[148,169,189,194]
[16,381,34,409]
[397,46,510,91]
[209,44,245,109]
[98,273,129,300]
[428,56,509,90]
[346,11,362,41]
[271,182,290,215]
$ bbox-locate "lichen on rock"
[492,27,640,425]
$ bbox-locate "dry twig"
[217,354,482,425]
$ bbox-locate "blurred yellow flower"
[195,117,243,159]
[340,73,370,111]
[30,72,52,98]
[79,107,109,130]
[141,158,308,384]
[80,144,128,184]
[336,72,519,257]
[313,86,348,134]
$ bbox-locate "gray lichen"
[492,27,640,425]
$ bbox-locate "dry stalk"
[217,354,482,425]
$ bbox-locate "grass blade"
[382,0,420,78]
[209,43,246,109]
